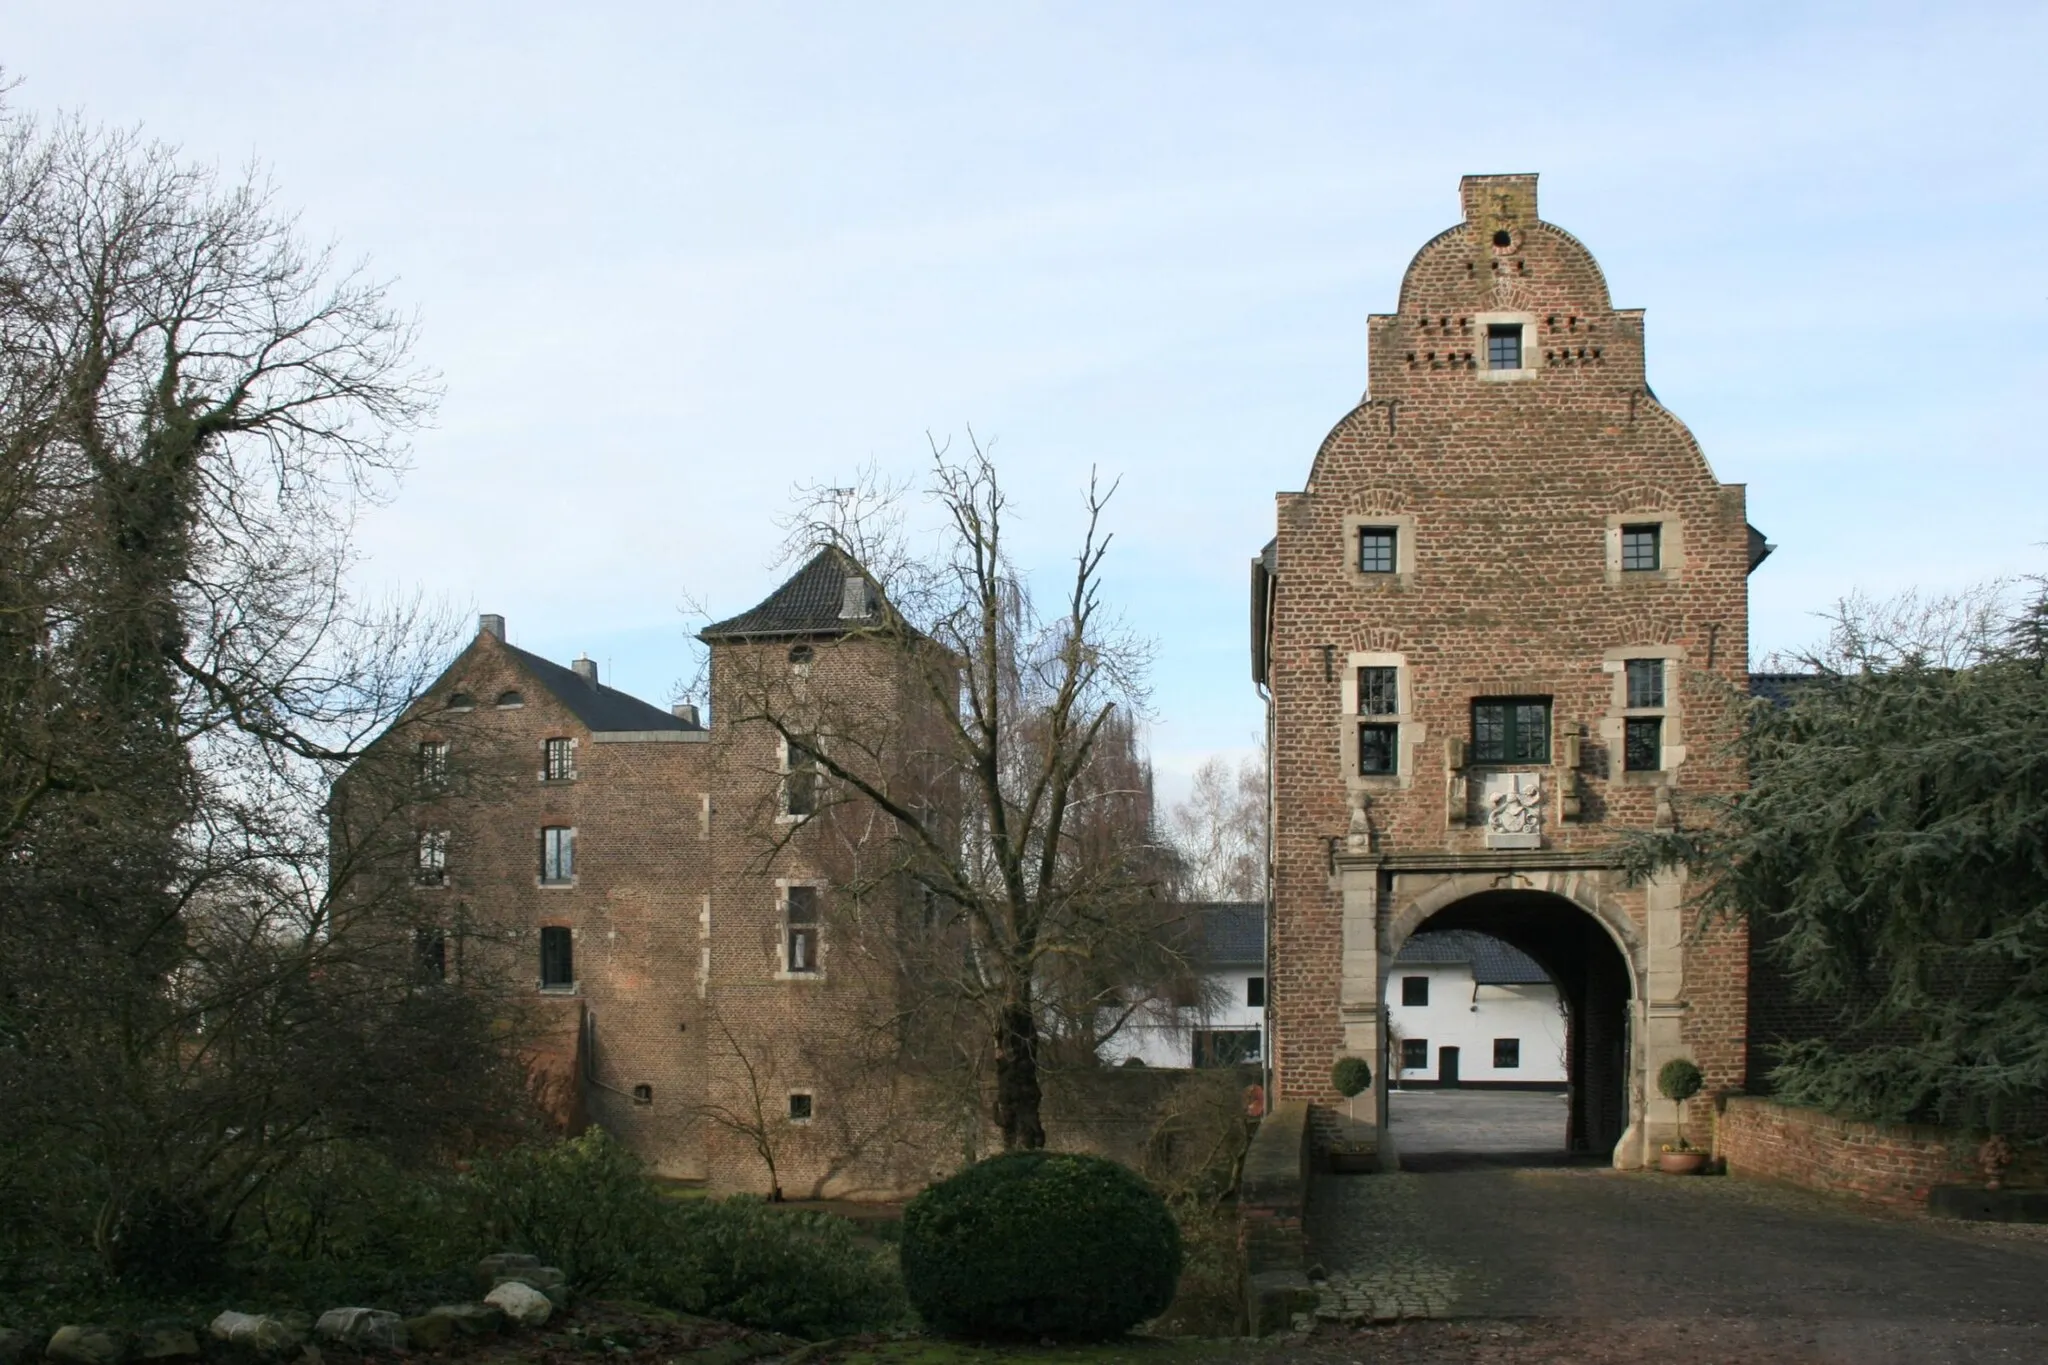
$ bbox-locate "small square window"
[1625,658,1665,709]
[788,1092,813,1122]
[1486,323,1522,371]
[540,925,574,990]
[543,737,574,782]
[1246,976,1266,1008]
[1358,723,1398,775]
[1357,666,1399,716]
[1624,716,1663,772]
[541,826,575,883]
[1621,524,1662,572]
[632,1083,653,1105]
[1493,1038,1521,1068]
[1401,975,1429,1007]
[1358,527,1397,575]
[1401,1038,1429,1071]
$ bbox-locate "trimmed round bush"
[901,1151,1182,1339]
[1657,1058,1704,1104]
[1331,1056,1372,1098]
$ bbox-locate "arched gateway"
[1252,173,1769,1168]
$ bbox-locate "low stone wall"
[1717,1095,1976,1209]
[1238,1099,1317,1336]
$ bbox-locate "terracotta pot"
[1658,1150,1708,1175]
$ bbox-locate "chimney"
[839,575,875,620]
[479,613,505,641]
[671,702,701,728]
[571,655,598,687]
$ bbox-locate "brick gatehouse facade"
[1252,173,1771,1166]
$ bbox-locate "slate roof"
[1747,672,1817,710]
[1394,929,1551,985]
[699,547,882,642]
[1195,902,1265,967]
[502,644,696,733]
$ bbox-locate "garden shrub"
[900,1151,1182,1339]
[465,1128,665,1290]
[644,1197,904,1338]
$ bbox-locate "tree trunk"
[992,1001,1046,1150]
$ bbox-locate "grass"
[832,1340,1245,1365]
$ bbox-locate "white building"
[1099,903,1265,1069]
[1387,930,1566,1088]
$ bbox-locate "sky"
[6,3,2045,808]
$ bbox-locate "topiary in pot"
[1657,1058,1705,1171]
[900,1150,1182,1339]
[1331,1056,1372,1098]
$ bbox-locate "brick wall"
[1716,1095,1977,1209]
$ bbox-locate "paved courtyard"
[1306,1164,2048,1362]
[1385,1088,1569,1169]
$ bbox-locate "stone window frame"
[777,734,820,824]
[1340,513,1417,589]
[1474,310,1541,383]
[538,924,576,994]
[415,829,449,888]
[538,825,577,888]
[1340,651,1422,791]
[541,736,578,783]
[1605,511,1685,585]
[1600,645,1686,784]
[775,878,826,981]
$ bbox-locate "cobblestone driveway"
[1307,1166,2048,1360]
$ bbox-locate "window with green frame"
[1470,697,1551,764]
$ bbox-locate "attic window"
[446,692,475,711]
[495,690,524,708]
[1486,323,1523,371]
[788,644,814,667]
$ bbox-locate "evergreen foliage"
[900,1151,1181,1339]
[1626,586,2048,1130]
[1331,1056,1373,1097]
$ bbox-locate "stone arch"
[1383,870,1643,973]
[1381,874,1642,1161]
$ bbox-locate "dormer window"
[1486,323,1523,371]
[445,692,475,711]
[495,689,524,708]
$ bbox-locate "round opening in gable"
[788,645,814,666]
[1492,229,1512,248]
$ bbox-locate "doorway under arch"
[1386,888,1635,1162]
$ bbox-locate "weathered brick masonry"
[1716,1096,1979,1209]
[1254,174,1765,1165]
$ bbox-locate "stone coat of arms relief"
[1479,771,1544,849]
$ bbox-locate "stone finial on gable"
[1459,173,1539,232]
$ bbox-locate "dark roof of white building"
[1747,672,1816,710]
[1394,929,1550,985]
[1195,902,1264,967]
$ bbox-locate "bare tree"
[1166,748,1267,902]
[0,98,527,1280]
[717,435,1186,1151]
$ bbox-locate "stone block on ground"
[491,1265,569,1308]
[131,1328,199,1362]
[313,1310,406,1352]
[207,1313,302,1354]
[482,1283,551,1328]
[45,1328,129,1365]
